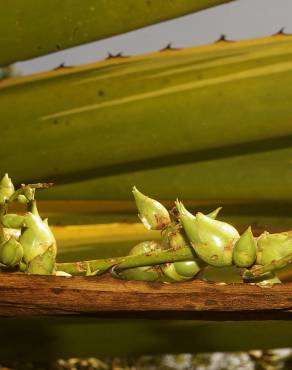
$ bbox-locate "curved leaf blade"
[0,0,234,66]
[1,35,292,184]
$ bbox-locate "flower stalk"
[56,246,195,276]
[1,174,292,287]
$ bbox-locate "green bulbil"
[175,201,197,240]
[0,237,23,267]
[175,201,222,242]
[0,226,21,244]
[118,265,162,281]
[132,187,170,230]
[169,230,188,249]
[180,210,239,267]
[233,226,257,267]
[26,245,56,275]
[22,187,35,203]
[20,212,57,264]
[161,224,189,249]
[17,194,29,204]
[0,174,14,204]
[118,241,163,281]
[1,214,25,229]
[162,260,200,282]
[0,178,57,275]
[129,241,161,255]
[256,231,292,266]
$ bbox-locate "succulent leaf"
[2,36,292,187]
[0,0,234,65]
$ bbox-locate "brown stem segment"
[56,246,196,276]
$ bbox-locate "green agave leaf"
[41,145,292,202]
[1,35,292,184]
[22,201,292,229]
[0,0,234,66]
[34,144,292,228]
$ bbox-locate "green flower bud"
[19,261,27,272]
[129,241,161,255]
[0,174,14,204]
[17,194,29,204]
[168,230,188,249]
[26,245,56,275]
[20,212,57,265]
[117,241,163,281]
[161,260,200,282]
[1,214,25,229]
[23,187,35,202]
[233,227,257,267]
[118,265,161,281]
[0,224,21,247]
[0,237,23,267]
[175,201,222,240]
[2,227,21,241]
[132,187,170,230]
[161,224,189,249]
[256,232,292,266]
[179,209,239,267]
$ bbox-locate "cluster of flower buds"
[0,175,290,285]
[117,187,292,285]
[0,174,57,275]
[120,188,202,282]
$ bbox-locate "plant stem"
[243,252,292,279]
[56,246,195,276]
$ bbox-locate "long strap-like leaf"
[39,144,292,202]
[1,35,292,185]
[0,0,234,66]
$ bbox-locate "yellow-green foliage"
[1,35,292,186]
[0,0,233,66]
